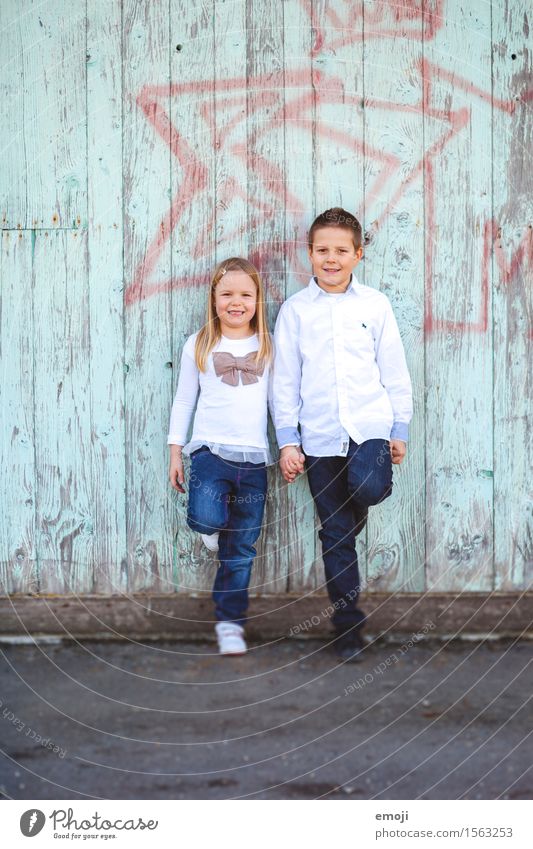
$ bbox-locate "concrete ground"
[0,635,532,800]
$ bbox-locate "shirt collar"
[308,274,359,300]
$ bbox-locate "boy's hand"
[390,439,407,465]
[279,445,306,483]
[169,447,185,493]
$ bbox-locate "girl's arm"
[168,341,200,492]
[169,444,185,493]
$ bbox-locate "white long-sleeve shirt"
[272,275,413,457]
[167,332,271,464]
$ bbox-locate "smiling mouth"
[228,310,245,315]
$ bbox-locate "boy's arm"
[272,304,306,481]
[374,297,413,443]
[272,303,303,450]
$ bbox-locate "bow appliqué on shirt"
[212,351,265,387]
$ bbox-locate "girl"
[168,257,273,656]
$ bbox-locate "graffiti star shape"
[128,59,519,337]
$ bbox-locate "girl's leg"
[305,454,366,633]
[212,463,267,626]
[186,448,231,535]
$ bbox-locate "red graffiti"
[126,21,530,339]
[420,58,529,334]
[494,225,533,340]
[128,68,408,306]
[302,0,446,53]
[495,226,533,286]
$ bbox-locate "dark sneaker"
[334,629,366,663]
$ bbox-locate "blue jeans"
[305,438,393,634]
[186,446,267,626]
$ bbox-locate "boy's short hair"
[308,207,362,251]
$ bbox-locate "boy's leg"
[305,454,366,633]
[212,462,267,626]
[186,447,231,534]
[346,438,393,512]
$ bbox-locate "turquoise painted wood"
[362,2,425,594]
[306,2,369,593]
[283,0,317,596]
[0,232,36,593]
[0,0,531,598]
[492,0,533,592]
[425,0,494,592]
[169,0,218,593]
[87,0,127,593]
[0,0,86,229]
[33,230,93,593]
[123,0,175,593]
[246,0,292,595]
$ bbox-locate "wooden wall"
[0,0,531,597]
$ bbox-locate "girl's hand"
[279,445,305,483]
[390,439,407,465]
[169,447,185,493]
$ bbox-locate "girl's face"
[308,226,363,293]
[214,270,258,338]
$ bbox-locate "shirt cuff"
[276,426,301,449]
[390,422,409,441]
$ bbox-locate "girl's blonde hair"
[195,257,273,372]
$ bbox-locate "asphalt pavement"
[0,635,531,800]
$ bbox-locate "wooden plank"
[168,0,217,593]
[0,0,86,229]
[1,593,532,639]
[283,0,318,594]
[492,2,533,589]
[308,1,368,588]
[0,232,37,592]
[33,231,93,592]
[214,0,248,263]
[0,3,26,230]
[86,0,127,593]
[424,0,493,591]
[245,0,289,593]
[123,1,174,592]
[312,1,364,214]
[363,2,425,592]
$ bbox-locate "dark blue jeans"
[186,446,267,626]
[305,438,393,634]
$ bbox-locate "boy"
[273,208,413,662]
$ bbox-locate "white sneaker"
[215,622,247,655]
[200,532,219,552]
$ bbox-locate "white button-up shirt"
[272,276,413,457]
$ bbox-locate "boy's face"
[308,226,363,293]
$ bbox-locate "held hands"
[169,442,405,493]
[279,445,305,483]
[169,446,185,493]
[390,439,407,465]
